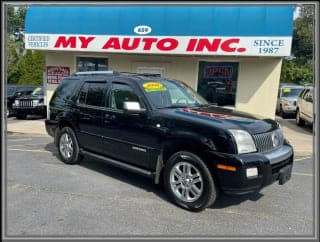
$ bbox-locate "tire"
[163,151,217,212]
[279,106,287,119]
[296,109,305,126]
[16,114,26,119]
[57,127,82,164]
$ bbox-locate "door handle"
[104,113,116,122]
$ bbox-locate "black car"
[12,86,46,119]
[6,85,38,117]
[45,71,294,211]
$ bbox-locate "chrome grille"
[18,100,33,107]
[253,130,283,153]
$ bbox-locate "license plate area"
[278,165,292,185]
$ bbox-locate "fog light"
[246,167,258,178]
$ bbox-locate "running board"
[80,149,155,179]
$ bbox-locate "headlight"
[229,129,256,154]
[14,100,19,105]
[32,100,39,106]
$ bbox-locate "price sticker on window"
[143,82,167,92]
[283,88,291,93]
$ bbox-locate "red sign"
[46,66,70,84]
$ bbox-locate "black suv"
[45,71,294,211]
[6,85,38,117]
[12,86,46,119]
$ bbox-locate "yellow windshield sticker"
[34,87,42,92]
[143,82,167,92]
[283,88,291,93]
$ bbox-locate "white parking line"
[7,138,33,142]
[8,148,50,153]
[292,172,313,177]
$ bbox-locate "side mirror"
[123,101,146,114]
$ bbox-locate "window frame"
[107,81,147,112]
[76,81,108,108]
[76,56,109,72]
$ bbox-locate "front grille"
[252,130,283,153]
[18,100,33,107]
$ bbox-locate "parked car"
[6,85,37,117]
[296,86,314,126]
[45,71,294,211]
[276,83,304,118]
[12,86,46,119]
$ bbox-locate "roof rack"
[72,71,119,76]
[120,72,161,77]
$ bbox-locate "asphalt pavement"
[5,131,315,237]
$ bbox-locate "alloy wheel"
[59,133,74,159]
[169,161,203,203]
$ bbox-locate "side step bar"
[80,149,155,179]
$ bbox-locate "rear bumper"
[205,145,294,195]
[45,119,58,137]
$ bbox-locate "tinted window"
[86,83,105,106]
[7,87,16,96]
[78,83,89,104]
[109,83,140,110]
[302,90,310,100]
[51,78,80,103]
[78,82,105,106]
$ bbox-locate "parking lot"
[5,116,315,237]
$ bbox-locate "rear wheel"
[296,109,305,126]
[163,151,217,212]
[57,127,82,164]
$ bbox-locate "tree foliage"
[6,5,45,85]
[281,5,314,84]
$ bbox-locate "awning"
[25,5,294,56]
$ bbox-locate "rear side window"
[50,78,80,103]
[78,82,106,107]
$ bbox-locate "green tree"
[281,5,314,84]
[18,50,45,85]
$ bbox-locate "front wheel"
[57,127,82,164]
[163,151,217,212]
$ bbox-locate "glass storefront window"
[76,57,108,72]
[197,61,239,106]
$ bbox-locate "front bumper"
[45,119,58,137]
[206,145,293,195]
[12,105,46,116]
[282,105,297,114]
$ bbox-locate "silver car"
[276,84,304,118]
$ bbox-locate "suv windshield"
[140,79,208,108]
[281,88,303,97]
[31,87,44,96]
[7,86,16,96]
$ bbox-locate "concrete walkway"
[6,116,313,157]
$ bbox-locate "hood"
[16,94,44,100]
[161,105,278,134]
[281,96,298,102]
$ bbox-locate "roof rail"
[72,71,119,76]
[120,72,161,77]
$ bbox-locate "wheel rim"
[59,133,73,159]
[169,161,203,203]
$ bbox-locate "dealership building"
[25,5,294,119]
